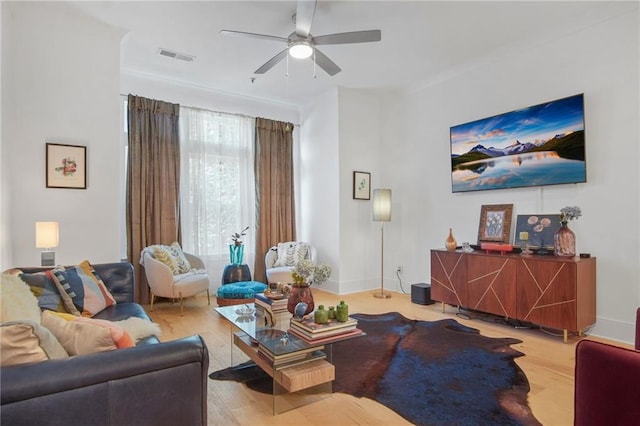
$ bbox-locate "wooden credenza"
[430,249,596,342]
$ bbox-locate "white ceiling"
[69,1,636,108]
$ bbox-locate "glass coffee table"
[215,304,363,414]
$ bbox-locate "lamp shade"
[372,189,392,222]
[35,222,59,248]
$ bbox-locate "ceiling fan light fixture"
[289,41,313,59]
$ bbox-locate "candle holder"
[519,231,533,255]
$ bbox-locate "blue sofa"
[1,262,209,426]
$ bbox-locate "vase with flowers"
[554,206,581,257]
[229,226,249,265]
[287,259,332,316]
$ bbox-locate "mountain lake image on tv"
[450,94,586,193]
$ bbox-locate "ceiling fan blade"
[220,30,288,43]
[313,48,341,76]
[254,49,289,74]
[313,30,382,45]
[295,0,316,37]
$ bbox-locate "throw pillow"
[50,261,116,317]
[41,311,134,355]
[274,242,310,267]
[150,242,192,275]
[114,317,162,343]
[46,270,82,316]
[0,320,68,366]
[0,274,42,323]
[16,271,68,313]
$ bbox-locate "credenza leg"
[563,329,568,343]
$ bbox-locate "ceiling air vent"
[158,48,195,62]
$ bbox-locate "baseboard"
[586,316,635,346]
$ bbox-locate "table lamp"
[36,221,59,266]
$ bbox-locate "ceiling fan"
[220,0,381,76]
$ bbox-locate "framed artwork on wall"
[46,143,87,189]
[477,204,513,244]
[353,171,370,200]
[513,214,561,250]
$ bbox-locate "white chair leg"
[179,291,184,316]
[206,289,211,305]
[150,293,155,312]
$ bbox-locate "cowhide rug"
[210,312,541,426]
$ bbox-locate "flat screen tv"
[450,94,586,193]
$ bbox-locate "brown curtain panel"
[254,118,296,283]
[126,95,181,304]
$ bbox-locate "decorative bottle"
[314,305,329,324]
[446,228,457,251]
[554,222,576,257]
[336,300,349,322]
[328,306,336,320]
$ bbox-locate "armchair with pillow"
[265,241,316,284]
[141,242,211,315]
[0,261,208,426]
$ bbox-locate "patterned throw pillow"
[50,260,117,317]
[18,271,68,313]
[274,242,310,267]
[41,311,134,356]
[150,242,192,275]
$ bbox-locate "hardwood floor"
[144,289,622,426]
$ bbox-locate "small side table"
[222,264,252,284]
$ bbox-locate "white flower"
[560,206,582,222]
[292,259,332,286]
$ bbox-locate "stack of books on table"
[255,329,325,366]
[255,292,289,314]
[288,316,362,344]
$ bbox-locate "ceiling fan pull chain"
[313,49,317,79]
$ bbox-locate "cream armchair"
[265,241,316,284]
[141,250,210,315]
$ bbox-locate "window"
[179,107,256,278]
[121,98,256,280]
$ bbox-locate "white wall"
[379,10,639,343]
[299,90,340,293]
[0,2,9,268]
[2,2,125,268]
[337,88,386,294]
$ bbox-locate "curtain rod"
[120,93,300,127]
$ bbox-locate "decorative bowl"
[264,291,284,300]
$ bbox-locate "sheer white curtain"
[179,107,256,289]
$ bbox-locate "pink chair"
[574,308,640,425]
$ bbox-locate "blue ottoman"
[216,281,267,306]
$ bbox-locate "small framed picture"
[46,143,87,189]
[477,204,513,244]
[353,171,371,200]
[514,214,561,250]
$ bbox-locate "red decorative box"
[480,242,514,253]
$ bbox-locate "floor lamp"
[372,189,392,299]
